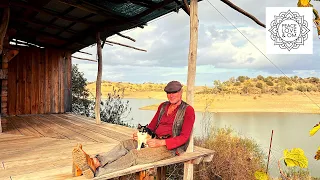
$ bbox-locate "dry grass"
[194,127,267,180]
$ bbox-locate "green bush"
[256,82,263,89]
[194,127,266,180]
[266,81,274,86]
[296,85,307,92]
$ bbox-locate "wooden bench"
[92,146,214,180]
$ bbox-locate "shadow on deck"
[0,113,214,180]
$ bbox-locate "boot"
[72,161,83,177]
[72,143,96,179]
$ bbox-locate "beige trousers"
[94,139,176,177]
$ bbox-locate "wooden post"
[0,7,10,55]
[95,32,102,124]
[184,0,198,180]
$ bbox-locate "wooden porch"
[0,113,214,180]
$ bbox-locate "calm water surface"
[118,98,320,178]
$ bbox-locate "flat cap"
[164,81,182,93]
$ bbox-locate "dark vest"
[155,101,190,155]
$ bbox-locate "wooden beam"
[0,69,8,79]
[59,0,131,23]
[71,56,97,62]
[0,1,96,25]
[174,0,190,16]
[0,7,10,55]
[11,17,78,35]
[191,156,203,164]
[3,50,18,63]
[203,154,213,162]
[104,40,147,52]
[77,51,92,56]
[220,0,265,28]
[116,32,136,42]
[61,0,173,48]
[183,0,191,15]
[184,0,198,179]
[95,32,102,124]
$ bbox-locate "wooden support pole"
[184,0,198,180]
[104,40,147,52]
[0,7,10,55]
[95,32,102,124]
[71,56,97,62]
[116,32,136,42]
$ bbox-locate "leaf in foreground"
[254,171,269,180]
[283,148,308,168]
[309,122,320,136]
[315,147,320,160]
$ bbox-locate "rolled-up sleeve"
[165,106,195,150]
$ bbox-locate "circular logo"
[268,10,310,51]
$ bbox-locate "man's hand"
[147,139,166,148]
[133,132,138,141]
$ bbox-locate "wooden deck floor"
[0,113,134,180]
[0,113,214,180]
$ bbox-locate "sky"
[72,0,320,86]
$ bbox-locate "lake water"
[118,98,320,178]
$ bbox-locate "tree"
[71,64,132,126]
[71,64,93,116]
[257,75,264,81]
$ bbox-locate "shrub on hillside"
[266,81,274,86]
[287,86,294,91]
[256,82,263,89]
[234,82,241,86]
[296,85,307,92]
[194,127,266,180]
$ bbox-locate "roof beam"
[59,0,130,22]
[11,16,78,35]
[0,1,97,26]
[61,0,174,49]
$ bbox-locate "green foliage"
[296,85,307,92]
[71,64,92,116]
[194,127,266,180]
[287,86,294,91]
[237,76,248,83]
[283,148,308,168]
[71,64,132,126]
[256,82,263,89]
[266,81,274,86]
[257,75,264,81]
[254,171,269,180]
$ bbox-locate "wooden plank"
[60,52,64,113]
[45,48,52,113]
[65,114,135,135]
[53,51,59,113]
[57,114,132,140]
[7,55,16,115]
[1,118,22,135]
[31,115,98,142]
[66,53,72,112]
[93,147,213,180]
[8,116,43,137]
[16,51,22,115]
[15,115,67,139]
[0,69,8,79]
[22,51,27,114]
[31,49,37,114]
[38,49,45,114]
[41,114,118,143]
[25,49,32,114]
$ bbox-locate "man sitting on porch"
[72,80,196,178]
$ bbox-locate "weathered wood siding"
[7,48,72,115]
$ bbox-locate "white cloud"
[73,0,320,85]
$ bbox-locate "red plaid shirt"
[147,102,195,150]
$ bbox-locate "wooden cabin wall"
[7,47,72,115]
